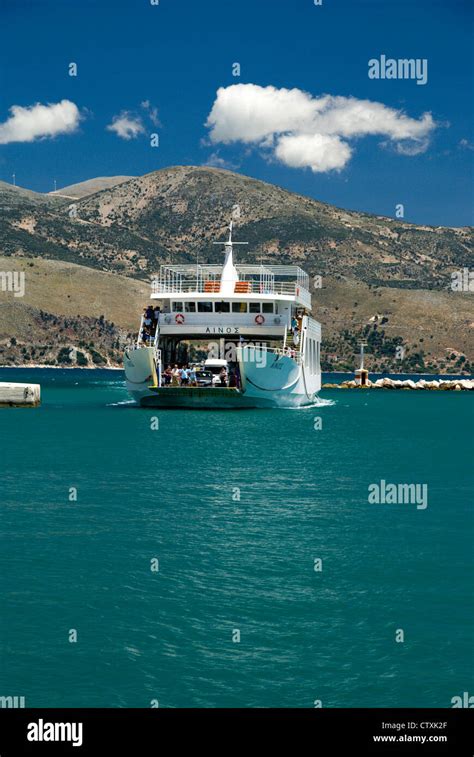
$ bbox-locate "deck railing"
[151,279,311,307]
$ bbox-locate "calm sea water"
[1,368,472,708]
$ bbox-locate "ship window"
[172,302,183,312]
[249,302,261,313]
[198,301,213,312]
[232,302,248,313]
[262,302,274,314]
[215,301,230,313]
[185,302,196,313]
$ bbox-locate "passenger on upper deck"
[145,304,154,321]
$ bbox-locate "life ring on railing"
[175,313,185,324]
[255,314,265,325]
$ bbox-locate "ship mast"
[213,219,248,296]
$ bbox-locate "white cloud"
[0,100,80,144]
[205,84,437,172]
[107,111,145,140]
[141,100,161,127]
[275,134,352,173]
[392,138,430,156]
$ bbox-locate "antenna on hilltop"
[12,173,16,186]
[53,179,57,193]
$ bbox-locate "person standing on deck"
[153,306,161,334]
[188,365,197,386]
[219,367,228,387]
[163,366,173,385]
[171,365,180,386]
[180,366,189,386]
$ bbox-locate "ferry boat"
[124,221,321,408]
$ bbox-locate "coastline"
[0,365,472,380]
[0,364,123,371]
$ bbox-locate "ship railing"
[136,315,145,347]
[272,346,303,365]
[151,278,311,304]
[154,347,162,386]
[136,316,163,350]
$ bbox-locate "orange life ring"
[175,313,185,324]
[255,314,265,325]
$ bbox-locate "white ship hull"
[237,344,320,407]
[124,346,157,403]
[124,345,319,409]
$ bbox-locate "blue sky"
[0,0,472,226]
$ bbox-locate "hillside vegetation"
[0,167,472,372]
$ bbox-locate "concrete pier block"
[0,382,41,407]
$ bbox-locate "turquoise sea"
[1,368,472,708]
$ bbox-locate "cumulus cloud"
[0,100,81,144]
[205,84,437,172]
[275,134,352,173]
[107,111,145,140]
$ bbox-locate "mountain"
[72,166,473,289]
[0,180,63,206]
[49,176,135,199]
[0,166,472,372]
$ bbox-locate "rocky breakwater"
[322,378,474,391]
